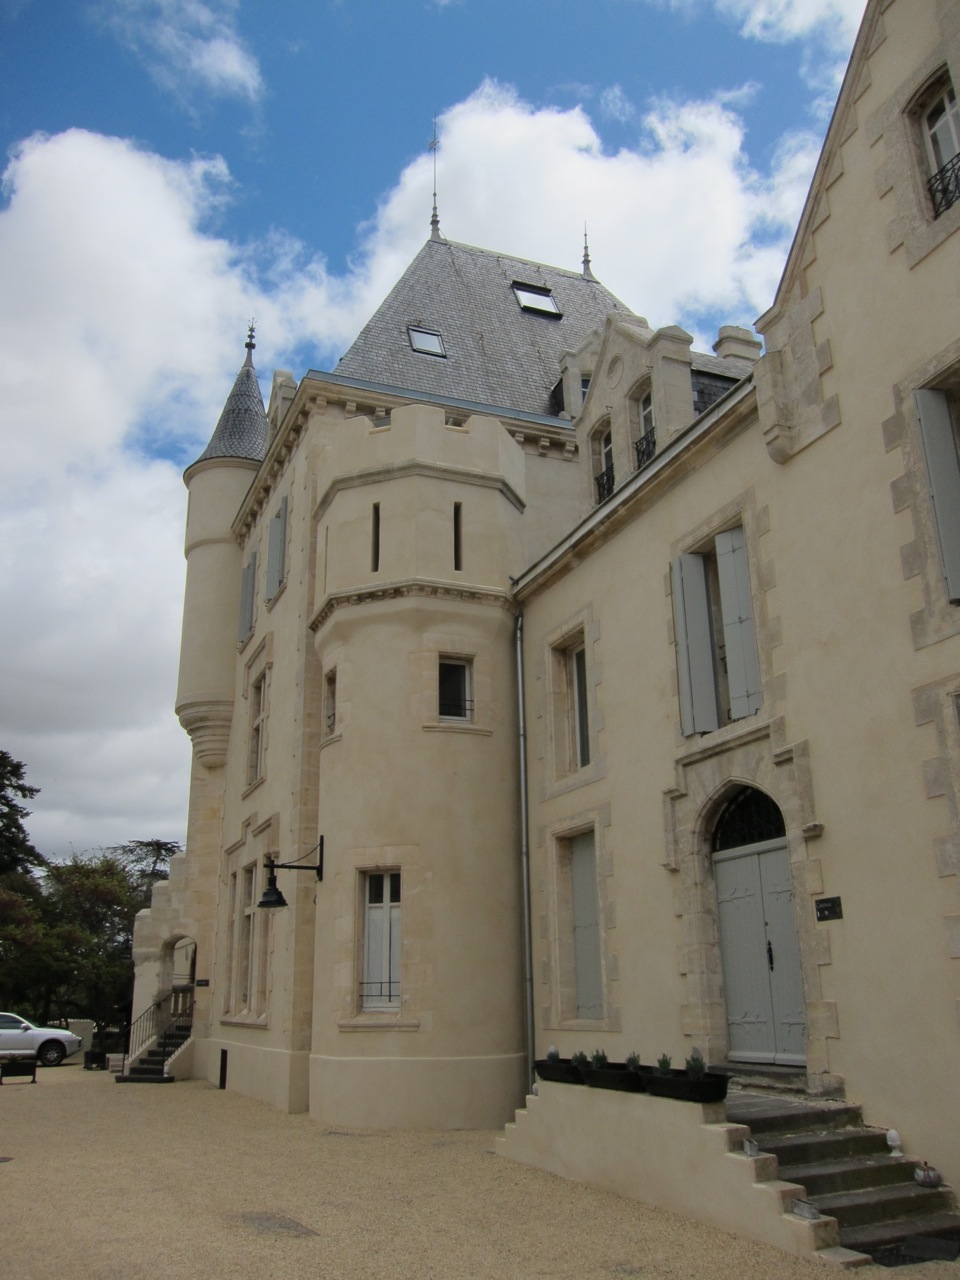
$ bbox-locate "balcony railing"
[595,462,615,503]
[928,152,960,218]
[634,429,656,473]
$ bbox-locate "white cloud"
[93,0,264,103]
[714,0,865,46]
[0,76,824,855]
[600,85,637,124]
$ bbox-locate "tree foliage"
[0,754,180,1036]
[0,750,47,879]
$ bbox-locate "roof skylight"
[512,282,562,317]
[408,326,446,357]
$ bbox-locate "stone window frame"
[335,845,422,1032]
[220,814,277,1027]
[884,339,960,651]
[541,608,605,797]
[667,491,781,753]
[869,44,960,269]
[661,717,840,1094]
[537,803,620,1035]
[241,635,273,794]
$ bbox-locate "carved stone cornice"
[309,579,515,633]
[176,699,234,768]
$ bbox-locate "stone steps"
[726,1090,960,1260]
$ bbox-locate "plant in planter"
[534,1045,584,1084]
[580,1046,645,1092]
[625,1051,642,1073]
[643,1048,728,1102]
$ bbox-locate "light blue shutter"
[238,552,256,642]
[671,554,720,735]
[715,527,762,719]
[264,496,288,602]
[915,389,960,603]
[571,832,603,1019]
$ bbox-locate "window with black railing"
[634,429,656,472]
[929,152,960,217]
[438,657,474,719]
[595,462,615,503]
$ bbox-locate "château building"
[132,0,960,1258]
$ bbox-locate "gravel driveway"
[3,1065,956,1279]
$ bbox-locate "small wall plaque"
[815,896,843,922]
[195,978,210,987]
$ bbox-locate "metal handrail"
[595,462,615,503]
[634,429,656,472]
[928,153,960,218]
[121,994,194,1075]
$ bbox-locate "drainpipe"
[515,611,535,1093]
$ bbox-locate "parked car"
[0,1013,83,1066]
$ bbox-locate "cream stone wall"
[516,0,960,1192]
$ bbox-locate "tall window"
[671,525,761,736]
[361,871,401,1009]
[915,388,960,602]
[594,427,615,503]
[226,861,269,1017]
[569,832,603,1020]
[552,632,591,776]
[438,656,473,720]
[238,552,257,642]
[924,81,960,217]
[453,502,463,572]
[265,496,288,603]
[247,673,267,784]
[635,389,656,471]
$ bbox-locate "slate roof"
[194,344,270,465]
[334,237,635,418]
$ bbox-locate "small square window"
[408,326,446,357]
[438,657,473,720]
[512,282,562,317]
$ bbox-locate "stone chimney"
[713,325,763,362]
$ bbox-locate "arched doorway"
[712,788,805,1065]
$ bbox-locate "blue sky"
[0,0,866,856]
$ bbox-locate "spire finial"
[582,226,596,281]
[429,118,442,241]
[243,318,256,367]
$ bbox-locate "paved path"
[3,1064,957,1279]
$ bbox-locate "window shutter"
[915,389,960,603]
[238,552,256,642]
[671,554,720,735]
[264,496,288,602]
[570,832,603,1020]
[715,526,762,719]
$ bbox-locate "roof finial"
[582,225,596,281]
[429,117,442,241]
[243,318,256,367]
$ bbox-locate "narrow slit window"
[323,668,337,737]
[453,502,462,572]
[371,502,380,573]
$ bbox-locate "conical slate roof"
[335,238,634,417]
[194,336,269,465]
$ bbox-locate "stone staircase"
[726,1091,960,1260]
[115,1021,192,1085]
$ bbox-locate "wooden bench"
[0,1055,38,1083]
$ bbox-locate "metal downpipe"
[515,611,535,1093]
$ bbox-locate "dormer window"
[408,326,446,357]
[923,81,960,217]
[512,282,562,317]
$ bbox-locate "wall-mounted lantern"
[257,836,324,909]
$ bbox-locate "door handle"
[767,940,774,971]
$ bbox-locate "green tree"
[0,750,47,879]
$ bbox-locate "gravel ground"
[3,1065,959,1280]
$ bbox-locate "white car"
[0,1013,83,1066]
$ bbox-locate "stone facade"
[132,0,960,1214]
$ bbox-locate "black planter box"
[83,1050,108,1071]
[580,1063,647,1092]
[641,1069,728,1102]
[534,1058,585,1084]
